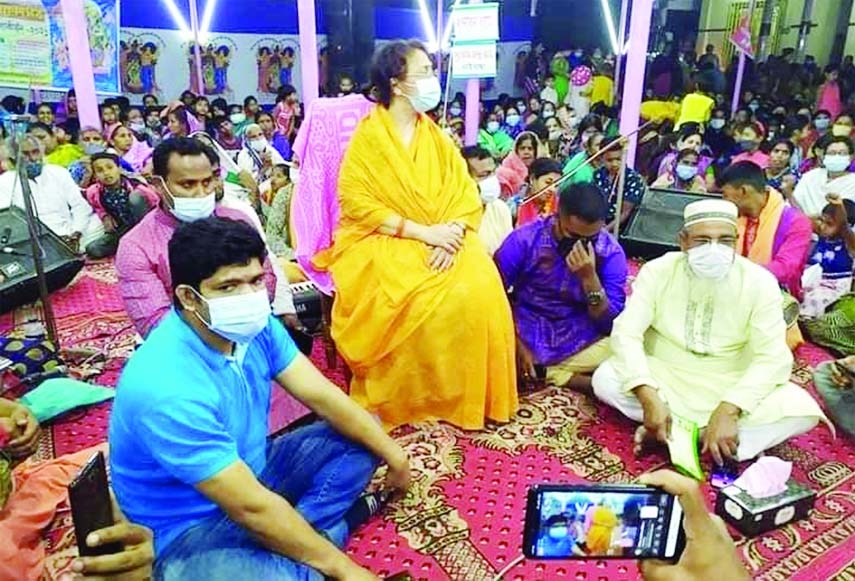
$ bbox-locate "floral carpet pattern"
[2,262,853,580]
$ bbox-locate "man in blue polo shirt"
[109,216,410,580]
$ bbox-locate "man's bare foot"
[565,374,594,396]
[633,425,666,458]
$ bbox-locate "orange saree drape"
[315,107,518,430]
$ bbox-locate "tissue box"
[715,479,816,537]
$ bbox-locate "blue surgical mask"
[83,142,106,156]
[738,139,757,152]
[675,163,699,181]
[26,162,43,180]
[543,110,555,119]
[449,106,462,117]
[157,176,216,222]
[405,76,442,113]
[192,288,271,345]
[506,114,521,127]
[815,117,831,130]
[824,153,851,173]
[486,121,500,134]
[709,118,726,130]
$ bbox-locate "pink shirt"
[116,206,277,337]
[731,150,771,169]
[84,178,160,221]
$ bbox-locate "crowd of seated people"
[1,38,855,580]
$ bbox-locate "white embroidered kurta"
[609,252,825,428]
[477,199,513,257]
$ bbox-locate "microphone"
[0,227,10,245]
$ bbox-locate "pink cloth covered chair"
[290,95,375,295]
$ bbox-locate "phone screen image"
[68,452,123,557]
[524,485,684,560]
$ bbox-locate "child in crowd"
[263,163,295,260]
[83,152,159,258]
[801,195,855,317]
[540,74,558,106]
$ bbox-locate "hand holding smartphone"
[524,483,686,560]
[68,451,123,557]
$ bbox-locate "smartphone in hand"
[68,451,123,557]
[524,484,686,560]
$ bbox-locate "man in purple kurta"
[494,183,628,392]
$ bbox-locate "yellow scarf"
[314,106,483,368]
[737,187,785,265]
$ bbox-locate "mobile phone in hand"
[710,458,739,489]
[68,451,123,557]
[524,484,685,560]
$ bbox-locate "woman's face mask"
[486,121,500,134]
[675,163,699,181]
[824,153,851,173]
[832,124,852,137]
[709,118,726,130]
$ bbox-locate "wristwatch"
[586,290,605,306]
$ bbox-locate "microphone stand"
[7,117,59,346]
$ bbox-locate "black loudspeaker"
[0,207,85,314]
[321,0,375,90]
[619,189,720,260]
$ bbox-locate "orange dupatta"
[313,106,517,429]
[736,188,785,265]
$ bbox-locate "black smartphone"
[524,484,685,560]
[68,451,123,557]
[710,458,739,489]
[557,237,576,259]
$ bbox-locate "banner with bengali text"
[0,0,119,93]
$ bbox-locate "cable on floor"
[492,554,525,581]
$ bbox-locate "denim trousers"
[153,421,379,580]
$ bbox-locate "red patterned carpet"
[2,262,854,581]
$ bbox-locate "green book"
[667,415,704,480]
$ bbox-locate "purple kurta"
[494,216,628,366]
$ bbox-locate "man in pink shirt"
[117,138,299,338]
[719,161,812,301]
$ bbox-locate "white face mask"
[548,129,562,141]
[687,242,735,280]
[230,113,246,125]
[824,153,851,173]
[404,76,442,113]
[129,121,146,132]
[289,166,300,184]
[249,138,268,152]
[478,174,501,204]
[193,288,271,344]
[157,177,217,222]
[709,118,726,130]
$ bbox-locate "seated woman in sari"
[651,147,708,193]
[315,41,518,430]
[497,131,544,199]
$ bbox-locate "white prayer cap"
[683,199,738,229]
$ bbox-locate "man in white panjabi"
[592,199,827,464]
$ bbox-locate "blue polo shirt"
[109,309,299,557]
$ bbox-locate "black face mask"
[557,234,596,259]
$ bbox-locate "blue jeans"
[153,421,379,581]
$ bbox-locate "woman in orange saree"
[315,41,518,430]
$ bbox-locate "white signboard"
[452,2,499,43]
[451,41,497,79]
